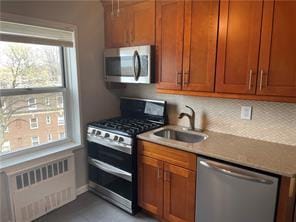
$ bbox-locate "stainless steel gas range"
[87,97,167,214]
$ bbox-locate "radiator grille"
[7,154,76,222]
[15,159,69,190]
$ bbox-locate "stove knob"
[118,137,124,143]
[113,136,118,141]
[104,133,110,138]
[95,131,101,136]
[92,129,96,135]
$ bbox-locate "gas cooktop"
[90,117,163,137]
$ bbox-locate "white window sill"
[0,141,83,172]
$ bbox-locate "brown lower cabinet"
[138,140,296,222]
[138,140,196,222]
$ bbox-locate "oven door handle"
[88,157,132,182]
[133,50,141,81]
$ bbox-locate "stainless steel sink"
[153,128,207,143]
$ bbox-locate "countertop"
[137,125,296,178]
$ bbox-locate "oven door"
[87,141,132,173]
[88,163,133,211]
[104,45,153,84]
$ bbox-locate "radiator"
[6,153,76,222]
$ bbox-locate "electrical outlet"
[241,106,252,120]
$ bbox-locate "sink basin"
[153,129,207,143]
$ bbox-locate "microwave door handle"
[133,50,141,81]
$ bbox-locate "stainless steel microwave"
[104,45,154,84]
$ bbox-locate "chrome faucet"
[178,105,195,131]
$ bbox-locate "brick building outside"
[1,93,66,153]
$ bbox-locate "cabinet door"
[215,0,263,94]
[156,0,185,90]
[130,1,155,46]
[163,163,196,222]
[138,155,163,217]
[104,6,130,48]
[257,1,296,97]
[183,0,219,92]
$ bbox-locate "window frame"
[27,97,37,111]
[0,15,83,164]
[45,97,51,106]
[46,115,52,125]
[59,132,65,139]
[31,136,40,146]
[57,114,65,126]
[29,117,39,129]
[1,140,11,152]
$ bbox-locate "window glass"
[0,42,63,89]
[30,117,39,129]
[28,98,37,110]
[59,132,65,139]
[31,136,39,146]
[0,92,66,153]
[57,113,64,126]
[46,115,51,124]
[1,140,11,152]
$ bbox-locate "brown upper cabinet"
[104,5,129,48]
[156,0,185,90]
[182,0,219,92]
[216,0,296,97]
[156,0,219,92]
[104,1,155,48]
[215,0,263,94]
[258,1,296,97]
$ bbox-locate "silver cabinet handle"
[200,160,274,185]
[177,72,182,85]
[164,171,170,182]
[248,69,253,90]
[157,168,162,179]
[88,157,132,182]
[259,70,264,91]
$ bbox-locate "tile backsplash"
[117,84,296,146]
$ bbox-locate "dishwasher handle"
[200,160,274,185]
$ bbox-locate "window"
[28,98,37,110]
[31,136,40,146]
[0,19,81,158]
[58,114,64,126]
[30,117,39,129]
[46,115,51,124]
[1,141,11,152]
[45,97,50,106]
[57,96,64,108]
[48,134,52,142]
[59,132,65,139]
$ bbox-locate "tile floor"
[36,192,157,222]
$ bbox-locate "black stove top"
[90,117,163,137]
[89,97,167,137]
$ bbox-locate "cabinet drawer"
[138,140,196,171]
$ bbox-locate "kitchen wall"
[0,1,119,221]
[119,84,296,146]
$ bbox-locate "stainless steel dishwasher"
[196,157,279,222]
